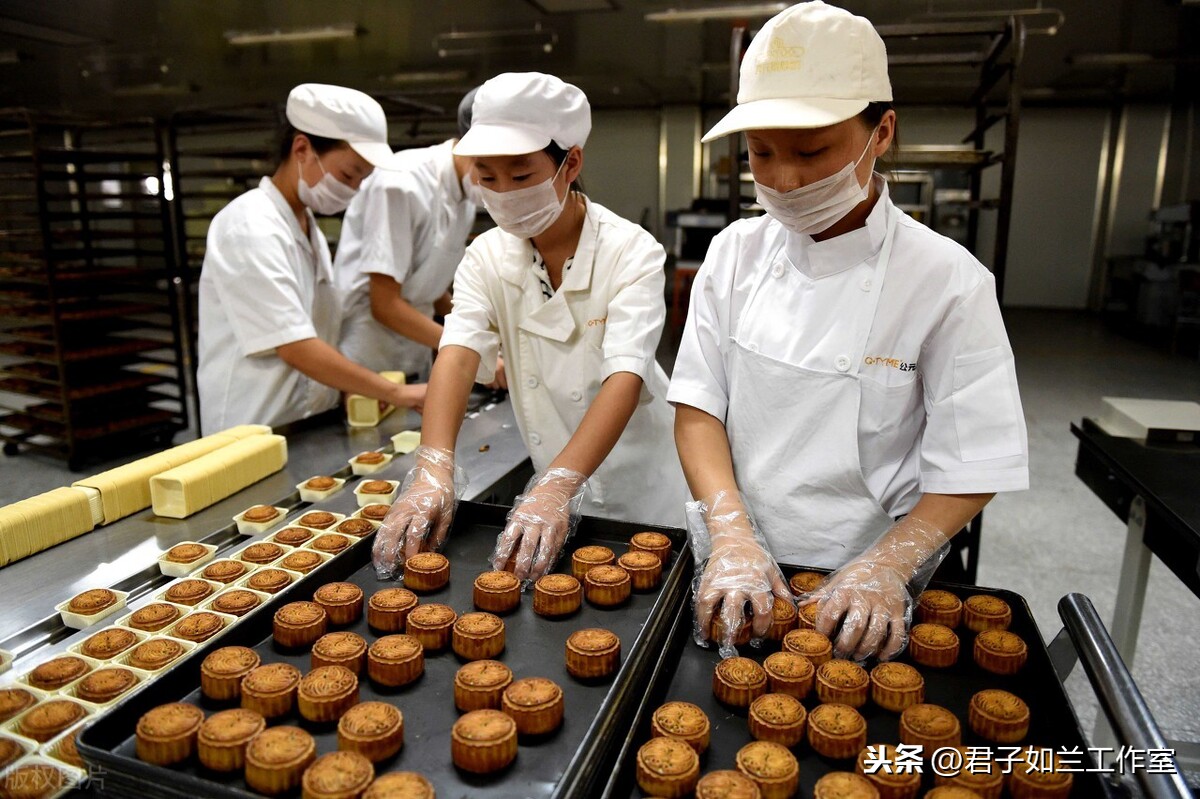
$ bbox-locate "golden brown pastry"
[241,662,302,719]
[807,703,868,760]
[197,708,265,772]
[244,726,316,796]
[338,701,404,763]
[650,701,710,754]
[200,646,261,701]
[533,573,582,617]
[367,635,424,688]
[565,628,621,679]
[869,661,925,712]
[18,699,87,743]
[501,677,564,735]
[135,702,203,765]
[636,736,700,798]
[713,657,768,707]
[301,751,374,799]
[454,661,513,712]
[748,693,807,747]
[735,740,800,799]
[450,710,517,774]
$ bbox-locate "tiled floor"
[4,308,1200,789]
[981,310,1200,791]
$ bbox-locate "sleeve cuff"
[666,382,728,423]
[362,261,410,283]
[438,330,497,383]
[602,354,654,384]
[920,466,1029,494]
[241,324,319,357]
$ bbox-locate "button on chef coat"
[441,198,688,527]
[197,177,342,432]
[668,178,1028,517]
[336,140,475,376]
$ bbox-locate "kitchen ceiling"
[0,0,1191,125]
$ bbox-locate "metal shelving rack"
[0,110,187,469]
[721,18,1027,582]
[164,98,452,433]
[165,105,281,429]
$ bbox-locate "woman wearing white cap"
[669,1,1028,661]
[372,72,688,581]
[198,83,426,432]
[335,89,502,383]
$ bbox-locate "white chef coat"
[441,197,688,528]
[336,140,476,377]
[668,177,1028,524]
[198,177,342,433]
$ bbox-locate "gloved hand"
[372,446,467,579]
[799,516,951,662]
[687,491,793,659]
[490,468,587,582]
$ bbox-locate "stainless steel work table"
[0,393,531,662]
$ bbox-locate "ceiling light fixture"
[645,3,788,23]
[0,18,95,45]
[109,82,197,97]
[525,0,617,11]
[434,23,557,57]
[914,3,1064,36]
[382,69,470,85]
[224,23,359,47]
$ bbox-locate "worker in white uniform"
[198,83,426,432]
[373,72,688,581]
[336,89,502,383]
[668,2,1029,662]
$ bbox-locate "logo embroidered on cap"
[756,39,805,74]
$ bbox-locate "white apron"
[726,204,900,568]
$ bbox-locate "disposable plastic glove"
[687,490,793,659]
[490,468,587,582]
[372,446,466,579]
[799,516,951,662]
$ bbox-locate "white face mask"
[754,128,878,236]
[297,153,358,215]
[477,159,569,239]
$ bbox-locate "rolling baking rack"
[0,109,187,470]
[164,105,279,429]
[78,501,691,799]
[164,97,449,433]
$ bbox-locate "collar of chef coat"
[257,175,332,281]
[434,139,468,205]
[498,195,597,343]
[784,175,891,280]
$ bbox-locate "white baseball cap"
[286,83,394,167]
[453,73,591,157]
[702,1,892,142]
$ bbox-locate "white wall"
[1002,108,1109,308]
[1109,105,1169,257]
[661,106,702,218]
[583,110,661,235]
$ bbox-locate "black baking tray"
[601,567,1115,798]
[78,501,691,799]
